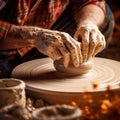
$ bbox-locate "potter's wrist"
[17,26,40,45]
[77,20,99,32]
[78,20,97,28]
[9,25,39,46]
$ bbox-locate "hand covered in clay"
[74,21,106,62]
[35,29,82,68]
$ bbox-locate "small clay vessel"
[0,78,26,108]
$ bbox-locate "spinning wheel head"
[12,57,120,105]
[54,58,94,75]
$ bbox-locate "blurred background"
[105,0,120,61]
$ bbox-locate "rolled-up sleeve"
[71,0,106,14]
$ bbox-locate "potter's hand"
[35,29,82,68]
[74,21,106,62]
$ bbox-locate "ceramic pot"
[0,78,26,108]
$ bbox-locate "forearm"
[74,4,105,29]
[0,24,38,50]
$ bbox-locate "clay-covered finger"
[62,33,80,67]
[73,30,79,41]
[101,35,106,49]
[67,38,80,67]
[70,39,83,66]
[81,30,89,62]
[72,38,83,64]
[88,32,97,60]
[58,42,70,68]
[76,42,83,64]
[92,35,105,56]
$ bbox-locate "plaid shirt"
[0,0,105,57]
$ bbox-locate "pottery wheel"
[12,57,120,105]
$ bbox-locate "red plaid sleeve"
[26,0,69,28]
[0,20,12,45]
